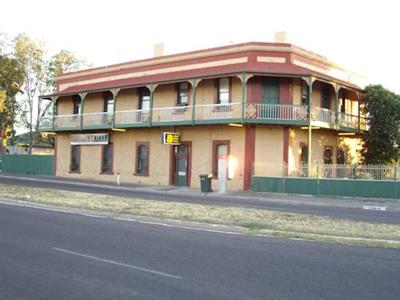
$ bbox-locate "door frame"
[169,141,192,187]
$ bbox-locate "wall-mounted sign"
[162,132,181,145]
[70,133,109,145]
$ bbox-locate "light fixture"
[228,123,243,127]
[112,128,126,132]
[42,132,56,135]
[338,132,356,136]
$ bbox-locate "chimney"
[153,43,164,57]
[274,31,290,43]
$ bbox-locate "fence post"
[394,165,398,199]
[281,163,285,193]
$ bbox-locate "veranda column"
[79,92,87,131]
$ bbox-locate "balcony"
[39,102,366,132]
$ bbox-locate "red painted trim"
[283,127,289,176]
[243,126,255,191]
[211,140,231,178]
[134,141,150,176]
[279,78,292,105]
[54,136,58,176]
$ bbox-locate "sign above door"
[161,132,181,145]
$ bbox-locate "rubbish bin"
[199,174,212,193]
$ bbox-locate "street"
[0,203,399,300]
[0,174,399,224]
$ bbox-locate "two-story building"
[39,35,366,191]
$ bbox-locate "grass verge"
[0,183,399,249]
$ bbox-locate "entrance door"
[173,143,191,186]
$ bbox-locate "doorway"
[171,142,191,187]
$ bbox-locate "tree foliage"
[12,33,87,154]
[0,34,24,151]
[362,85,400,164]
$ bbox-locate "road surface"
[1,203,399,299]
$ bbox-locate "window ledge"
[100,171,114,175]
[69,171,81,174]
[133,172,149,177]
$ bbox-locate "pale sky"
[1,0,399,93]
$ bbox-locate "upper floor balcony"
[39,74,366,133]
[39,102,366,132]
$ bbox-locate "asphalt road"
[0,203,399,300]
[0,174,399,224]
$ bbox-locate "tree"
[362,85,400,164]
[13,34,86,154]
[0,34,24,153]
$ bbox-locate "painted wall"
[254,126,284,176]
[56,96,73,115]
[288,128,339,176]
[115,88,138,111]
[55,125,246,191]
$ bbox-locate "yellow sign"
[162,132,181,145]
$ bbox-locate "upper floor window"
[217,78,230,105]
[301,82,309,105]
[103,91,114,115]
[321,86,331,109]
[262,77,279,104]
[139,88,150,110]
[72,95,81,115]
[339,90,346,113]
[177,82,189,106]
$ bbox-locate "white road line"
[52,247,183,280]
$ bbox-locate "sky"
[0,0,399,94]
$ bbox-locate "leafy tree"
[0,34,24,153]
[13,34,87,154]
[362,85,400,164]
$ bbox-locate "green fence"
[0,155,54,176]
[251,176,400,199]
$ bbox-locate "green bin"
[199,174,212,193]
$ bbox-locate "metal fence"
[253,163,399,181]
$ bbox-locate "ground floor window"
[101,144,113,174]
[135,142,149,176]
[323,146,333,164]
[70,145,80,173]
[299,143,308,177]
[212,140,230,177]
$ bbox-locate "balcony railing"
[195,102,242,121]
[244,103,308,121]
[39,102,366,132]
[82,112,113,128]
[152,105,193,124]
[54,114,81,129]
[114,109,150,126]
[311,107,336,125]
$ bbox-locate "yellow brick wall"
[288,128,339,174]
[55,125,246,191]
[56,96,73,115]
[115,88,138,111]
[254,126,284,176]
[83,92,103,113]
